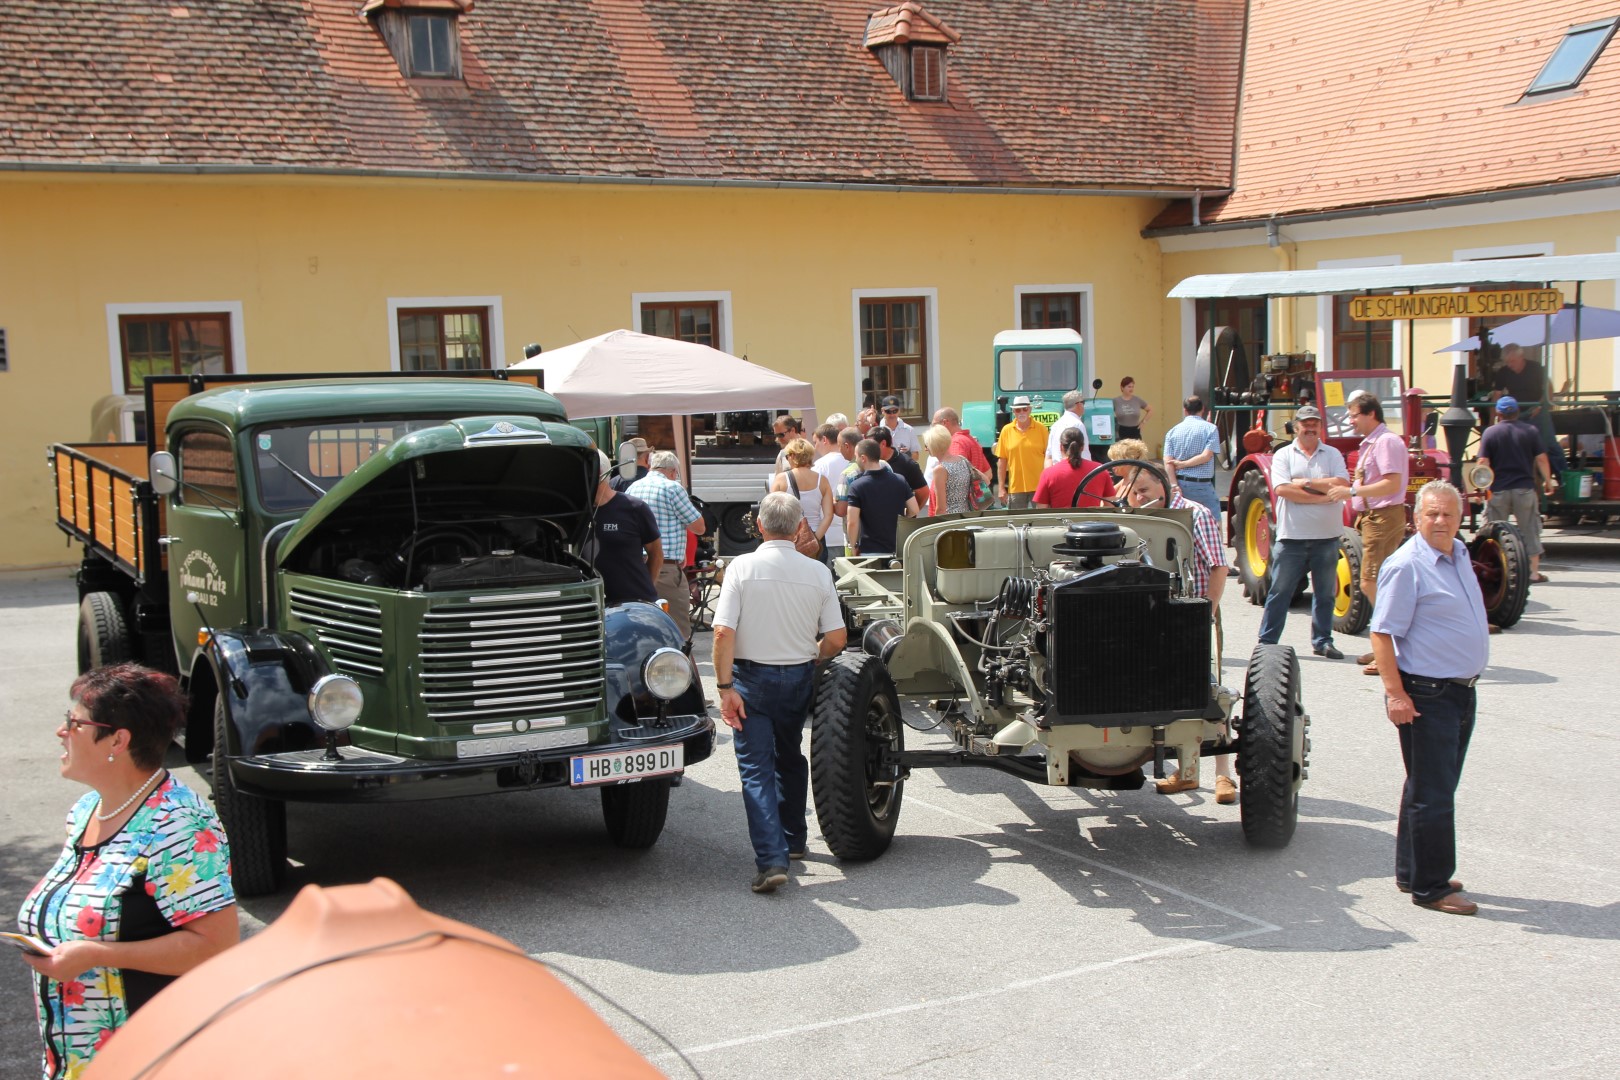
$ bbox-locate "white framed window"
[631,290,733,351]
[386,296,504,371]
[852,287,940,423]
[104,301,247,396]
[1314,256,1402,371]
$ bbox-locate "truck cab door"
[163,426,250,670]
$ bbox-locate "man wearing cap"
[1044,390,1088,468]
[1163,395,1223,526]
[878,396,921,457]
[1258,404,1352,659]
[628,451,707,642]
[609,437,650,492]
[994,396,1048,510]
[585,450,662,608]
[1332,391,1410,675]
[1477,395,1555,583]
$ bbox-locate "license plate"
[570,745,684,786]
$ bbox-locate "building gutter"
[1142,174,1620,237]
[0,160,1221,200]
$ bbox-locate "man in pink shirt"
[933,406,991,507]
[1333,392,1409,674]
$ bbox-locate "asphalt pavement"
[2,534,1618,1079]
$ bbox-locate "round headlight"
[309,674,364,730]
[641,647,693,702]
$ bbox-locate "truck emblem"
[464,421,551,447]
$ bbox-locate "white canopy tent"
[508,329,815,419]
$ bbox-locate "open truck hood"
[276,416,598,568]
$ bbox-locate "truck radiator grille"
[1049,565,1209,718]
[417,591,604,722]
[288,589,384,678]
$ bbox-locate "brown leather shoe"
[1214,775,1238,804]
[1356,652,1375,666]
[1362,662,1380,676]
[1155,773,1198,794]
[1398,879,1462,894]
[1417,892,1478,915]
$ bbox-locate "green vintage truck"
[51,372,713,895]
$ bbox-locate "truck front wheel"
[1237,643,1303,849]
[211,697,288,896]
[601,777,672,848]
[77,592,131,674]
[810,653,905,860]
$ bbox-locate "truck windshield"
[252,418,449,511]
[997,348,1080,393]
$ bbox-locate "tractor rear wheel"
[1232,470,1274,606]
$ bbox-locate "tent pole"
[1574,281,1584,397]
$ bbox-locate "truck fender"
[602,602,704,721]
[204,628,330,759]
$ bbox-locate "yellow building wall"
[0,172,1171,571]
[1160,212,1620,403]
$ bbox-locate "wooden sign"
[1348,289,1563,321]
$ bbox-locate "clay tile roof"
[0,0,1243,192]
[865,2,962,48]
[1149,0,1620,231]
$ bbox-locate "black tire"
[810,653,905,860]
[1237,644,1302,849]
[1334,526,1372,635]
[1470,520,1531,629]
[211,696,287,896]
[601,777,672,848]
[77,592,131,674]
[1231,470,1274,607]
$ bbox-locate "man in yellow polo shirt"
[994,395,1049,509]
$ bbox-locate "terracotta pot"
[85,878,663,1079]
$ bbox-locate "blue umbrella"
[1436,303,1620,352]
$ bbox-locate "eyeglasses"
[775,431,790,440]
[64,712,115,734]
[882,408,899,415]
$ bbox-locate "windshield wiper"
[264,451,326,498]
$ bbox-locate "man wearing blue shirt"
[1163,395,1223,525]
[1369,480,1489,916]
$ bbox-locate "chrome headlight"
[309,674,364,730]
[641,647,693,702]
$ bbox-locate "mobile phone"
[1,932,52,957]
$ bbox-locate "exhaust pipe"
[862,619,903,664]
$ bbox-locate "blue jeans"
[1177,477,1222,529]
[731,659,817,870]
[1394,674,1475,904]
[1257,536,1339,651]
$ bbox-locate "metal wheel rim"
[1244,500,1271,576]
[863,695,903,820]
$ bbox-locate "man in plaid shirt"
[1120,462,1235,802]
[627,451,706,643]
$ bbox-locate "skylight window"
[1526,17,1617,95]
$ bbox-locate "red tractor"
[1227,368,1532,632]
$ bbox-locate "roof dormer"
[364,0,473,81]
[864,2,961,103]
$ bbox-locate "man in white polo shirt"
[1258,405,1352,659]
[711,492,848,894]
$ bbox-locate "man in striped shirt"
[1122,463,1235,803]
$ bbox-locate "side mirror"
[150,451,178,496]
[1092,378,1103,391]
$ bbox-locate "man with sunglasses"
[877,395,920,456]
[772,414,804,474]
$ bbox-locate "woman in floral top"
[18,663,238,1080]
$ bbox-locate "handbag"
[785,471,825,558]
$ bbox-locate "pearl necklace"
[96,767,166,822]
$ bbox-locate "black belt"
[1178,476,1214,484]
[735,658,815,669]
[1402,671,1479,688]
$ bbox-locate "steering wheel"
[1072,459,1175,510]
[394,526,484,567]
